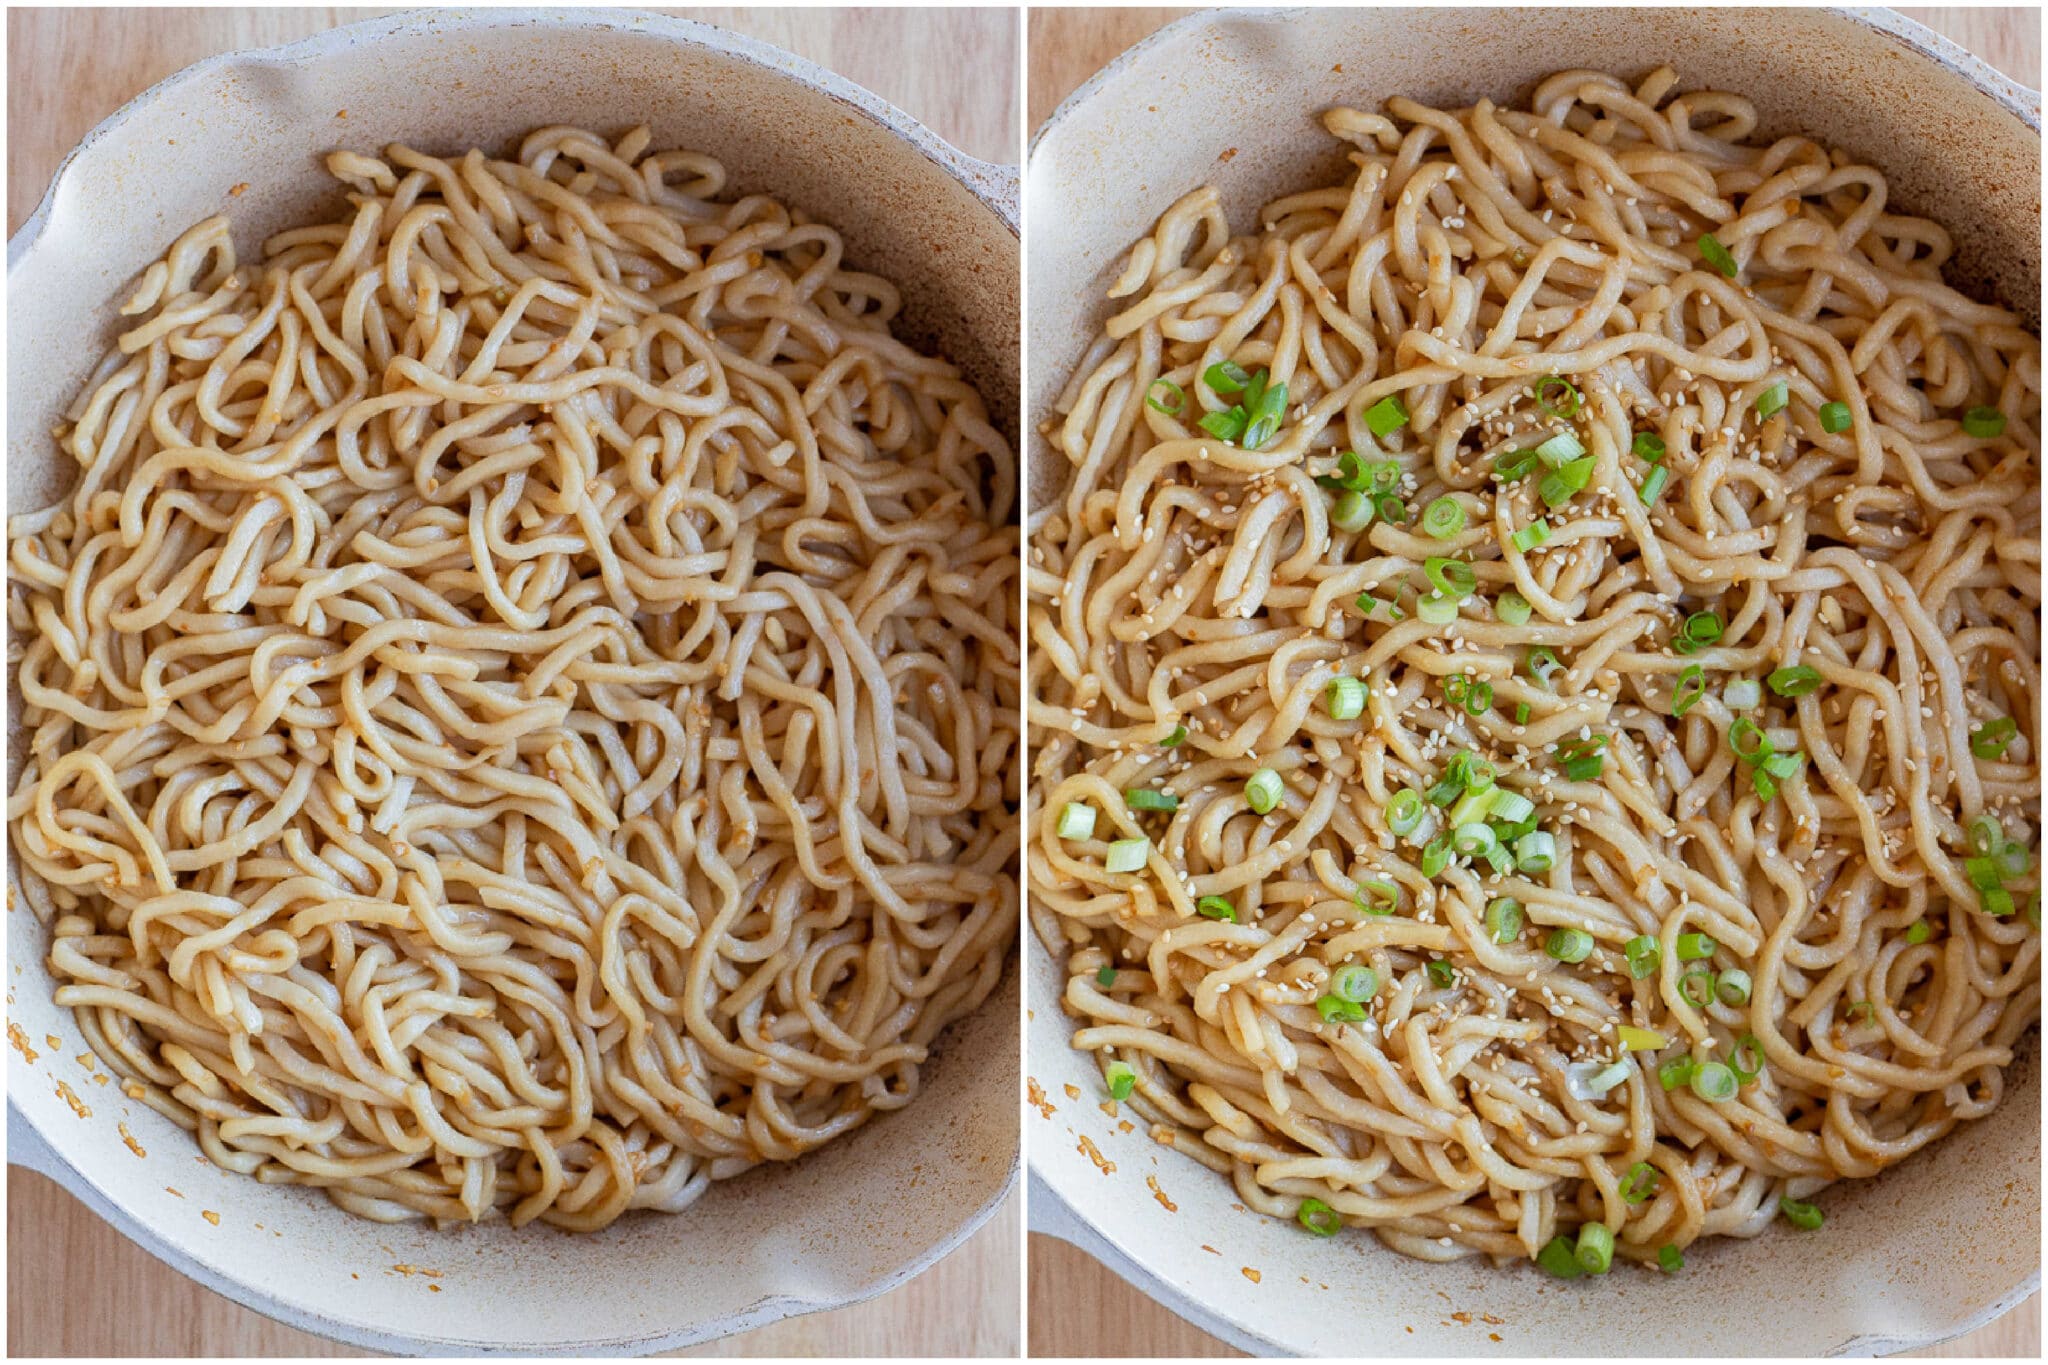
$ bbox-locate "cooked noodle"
[9,125,1018,1229]
[1028,68,2039,1268]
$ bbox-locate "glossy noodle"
[1028,68,2039,1269]
[10,126,1018,1229]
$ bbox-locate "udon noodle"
[10,126,1018,1229]
[1028,68,2039,1270]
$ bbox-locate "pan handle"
[1027,1166,1122,1262]
[928,149,1019,237]
[8,1100,68,1180]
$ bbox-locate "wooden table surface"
[3,6,1019,1358]
[1024,5,2042,1359]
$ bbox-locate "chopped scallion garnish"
[1422,495,1466,538]
[1325,675,1367,720]
[1056,803,1096,840]
[1145,378,1186,415]
[1364,393,1409,438]
[1962,405,2006,438]
[1104,837,1150,873]
[1698,232,1738,277]
[1245,767,1284,814]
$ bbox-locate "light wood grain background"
[1024,5,2042,1359]
[4,6,1019,1358]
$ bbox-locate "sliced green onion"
[1297,1196,1343,1236]
[1532,430,1585,466]
[1819,401,1852,433]
[1632,432,1667,462]
[1245,768,1284,815]
[1755,380,1789,418]
[1678,965,1717,1008]
[1658,1244,1684,1274]
[1496,591,1533,626]
[1333,448,1373,491]
[1638,465,1670,507]
[1672,665,1707,717]
[1198,407,1247,442]
[1683,611,1724,646]
[1533,375,1583,420]
[1489,790,1535,824]
[1511,520,1551,554]
[1676,932,1717,961]
[1425,557,1478,600]
[1538,455,1597,507]
[1325,676,1367,720]
[1698,232,1738,277]
[1555,734,1608,782]
[1485,897,1524,944]
[1536,1235,1583,1280]
[1330,489,1375,532]
[1145,379,1186,415]
[1106,1060,1137,1100]
[1962,405,2006,438]
[1494,448,1538,481]
[1386,789,1426,836]
[1362,460,1401,492]
[1514,701,1531,726]
[1195,895,1239,922]
[1997,842,2033,879]
[1354,878,1400,915]
[1453,822,1499,859]
[1624,935,1660,980]
[1970,716,2017,759]
[1619,1024,1668,1053]
[1125,788,1180,813]
[1968,812,2004,856]
[1419,834,1454,877]
[1105,837,1150,873]
[1716,967,1753,1005]
[1980,885,2016,917]
[1375,492,1410,524]
[1728,1033,1765,1082]
[1242,377,1289,449]
[1574,1221,1615,1275]
[1723,678,1761,710]
[1621,1162,1660,1204]
[1515,831,1557,872]
[1729,717,1772,762]
[1422,496,1467,539]
[1689,1060,1737,1102]
[1426,959,1456,989]
[1767,664,1822,697]
[1525,645,1563,688]
[1545,927,1594,963]
[1364,393,1410,438]
[1331,963,1380,1002]
[1161,724,1188,747]
[1658,1055,1696,1090]
[1778,1196,1823,1230]
[1057,803,1096,840]
[1204,360,1250,395]
[1316,993,1367,1024]
[1963,854,2003,890]
[1095,964,1117,987]
[1417,593,1459,625]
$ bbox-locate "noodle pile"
[10,126,1018,1229]
[1028,68,2039,1268]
